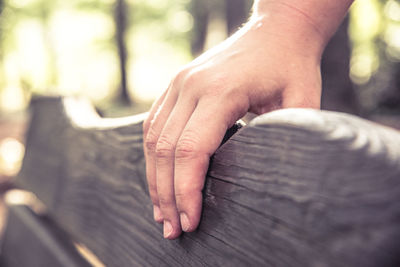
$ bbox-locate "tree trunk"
[115,0,130,105]
[189,0,210,56]
[224,0,249,35]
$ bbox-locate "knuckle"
[183,71,206,93]
[182,72,197,88]
[173,68,201,90]
[155,137,175,159]
[158,195,175,207]
[144,128,158,152]
[175,189,193,200]
[149,190,159,204]
[173,68,190,86]
[176,133,200,160]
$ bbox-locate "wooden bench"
[1,95,400,267]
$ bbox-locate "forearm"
[252,0,354,56]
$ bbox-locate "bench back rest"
[6,96,400,266]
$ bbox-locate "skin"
[143,0,354,239]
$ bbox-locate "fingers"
[143,88,176,223]
[155,95,196,239]
[146,89,247,239]
[173,98,246,234]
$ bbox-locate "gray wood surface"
[0,204,92,267]
[15,96,400,267]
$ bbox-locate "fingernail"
[163,220,173,238]
[180,212,191,232]
[153,205,163,222]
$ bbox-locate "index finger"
[174,96,248,232]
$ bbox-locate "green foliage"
[0,0,194,111]
[349,0,400,113]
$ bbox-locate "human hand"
[143,1,347,239]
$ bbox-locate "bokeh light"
[0,138,24,177]
[0,0,194,112]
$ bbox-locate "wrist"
[247,10,325,60]
[251,0,353,57]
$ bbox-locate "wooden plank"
[16,96,400,267]
[0,204,92,267]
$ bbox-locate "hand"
[143,3,327,239]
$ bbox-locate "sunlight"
[167,10,193,33]
[350,0,382,42]
[349,0,382,84]
[385,24,400,49]
[50,9,118,100]
[0,86,26,111]
[142,0,169,10]
[14,19,49,91]
[204,13,228,51]
[350,45,379,84]
[7,0,39,9]
[0,138,25,177]
[4,189,35,206]
[129,26,192,102]
[0,1,196,108]
[384,0,400,21]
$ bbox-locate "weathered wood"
[0,204,92,267]
[16,96,400,267]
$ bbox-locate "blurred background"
[0,0,399,185]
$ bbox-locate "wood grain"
[15,96,400,267]
[0,204,92,267]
